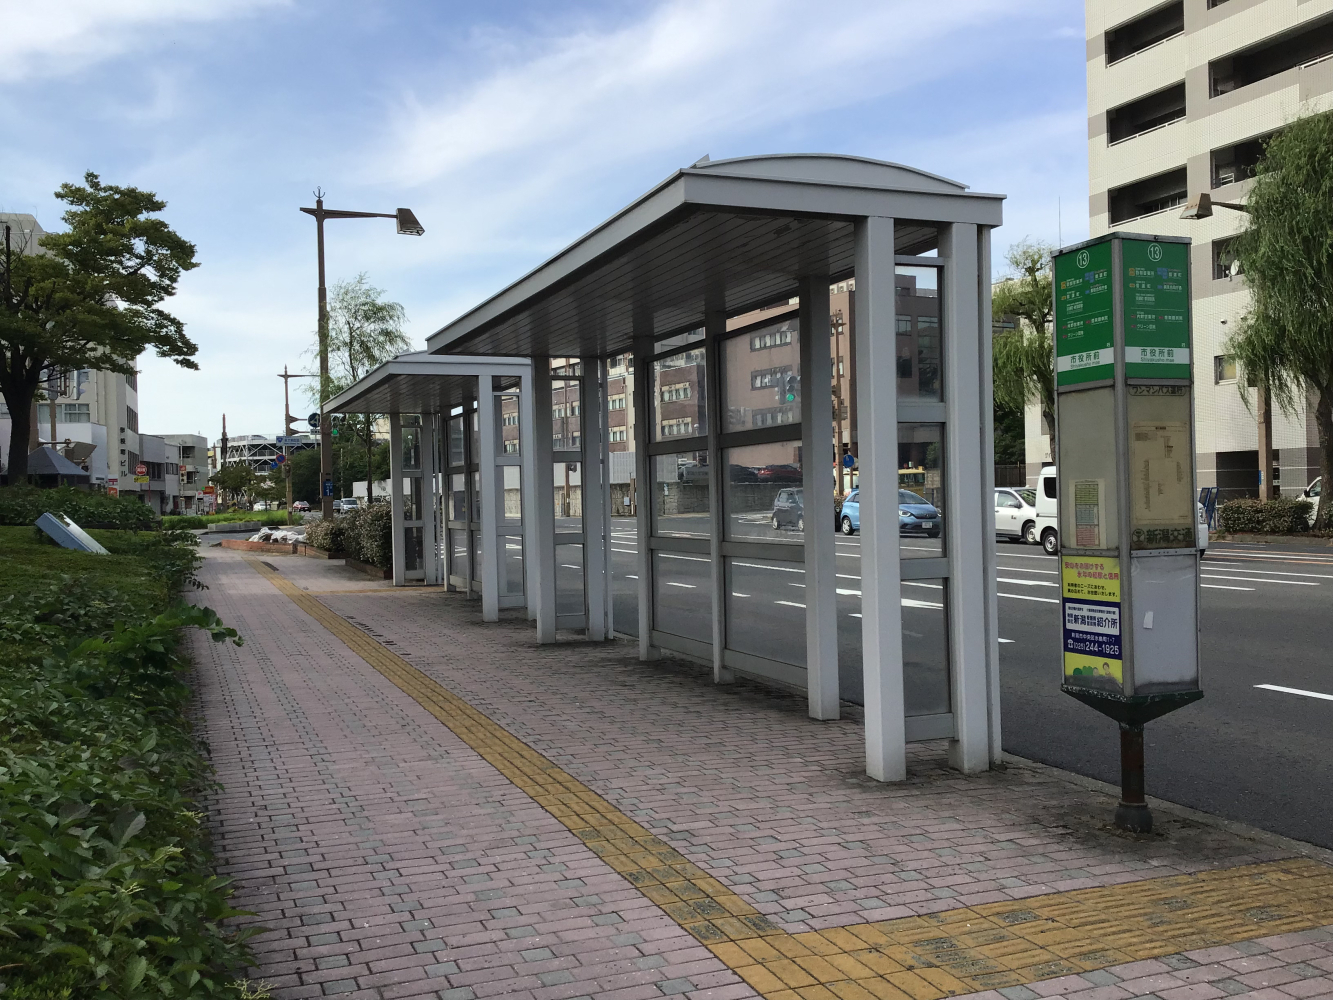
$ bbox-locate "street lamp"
[1178,192,1273,499]
[300,192,424,520]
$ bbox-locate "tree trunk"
[1315,387,1333,531]
[2,384,34,482]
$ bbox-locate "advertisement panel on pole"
[1055,241,1114,386]
[1061,555,1122,690]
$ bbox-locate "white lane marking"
[1202,574,1317,586]
[997,577,1059,588]
[611,547,639,554]
[789,582,806,588]
[836,551,861,558]
[837,573,862,581]
[1201,584,1254,591]
[1208,567,1333,580]
[902,581,943,590]
[999,592,1060,603]
[836,588,861,596]
[993,552,1058,561]
[775,600,806,609]
[731,560,804,574]
[626,575,638,580]
[994,565,1059,575]
[560,564,581,570]
[1255,683,1333,703]
[849,597,944,613]
[657,552,710,563]
[999,638,1015,643]
[664,581,697,589]
[731,592,750,598]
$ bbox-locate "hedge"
[0,529,263,997]
[0,486,159,530]
[163,512,301,530]
[304,503,392,568]
[1216,496,1314,534]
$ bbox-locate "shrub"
[163,512,303,530]
[0,543,259,996]
[304,505,392,568]
[0,486,159,530]
[1216,496,1313,534]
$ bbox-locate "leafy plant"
[304,504,391,567]
[0,486,159,530]
[1216,496,1313,534]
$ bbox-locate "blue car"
[838,488,941,537]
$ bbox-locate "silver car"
[994,487,1039,544]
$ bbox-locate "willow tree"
[306,273,408,501]
[992,239,1055,439]
[1226,109,1333,528]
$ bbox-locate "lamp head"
[1180,192,1213,220]
[395,208,425,236]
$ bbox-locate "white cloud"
[0,0,281,83]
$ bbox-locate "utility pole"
[277,367,318,525]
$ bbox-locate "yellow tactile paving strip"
[246,558,1333,999]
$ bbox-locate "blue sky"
[3,0,1088,437]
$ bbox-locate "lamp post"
[300,192,424,520]
[1179,194,1273,498]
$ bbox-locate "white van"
[1034,465,1208,557]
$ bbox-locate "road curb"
[1001,751,1333,866]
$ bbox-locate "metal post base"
[1114,801,1152,833]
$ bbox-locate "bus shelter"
[321,352,535,624]
[421,154,1001,781]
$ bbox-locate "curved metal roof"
[426,153,1002,359]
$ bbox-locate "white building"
[159,434,210,512]
[213,433,317,473]
[1082,0,1333,499]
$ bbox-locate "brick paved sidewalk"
[190,549,1333,1000]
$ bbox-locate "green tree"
[1225,110,1333,528]
[992,239,1055,440]
[305,273,408,501]
[0,173,199,479]
[209,463,257,509]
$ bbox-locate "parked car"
[757,463,802,483]
[770,488,804,530]
[838,488,941,537]
[252,500,275,511]
[1304,477,1322,501]
[291,500,311,512]
[334,497,360,514]
[994,487,1039,544]
[1035,465,1209,557]
[677,461,710,484]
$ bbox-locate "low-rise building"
[160,434,210,512]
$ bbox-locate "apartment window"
[126,451,139,473]
[660,417,695,437]
[1107,82,1186,144]
[1214,355,1238,383]
[752,406,797,428]
[125,406,138,432]
[918,315,939,329]
[1213,237,1243,280]
[1211,130,1279,188]
[503,440,519,454]
[608,395,627,410]
[180,445,195,459]
[660,383,692,402]
[125,372,137,390]
[750,324,794,350]
[896,316,913,333]
[1211,14,1333,96]
[609,428,628,443]
[750,366,791,390]
[502,412,519,425]
[1106,1,1184,64]
[1108,167,1187,224]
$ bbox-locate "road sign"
[133,475,149,483]
[275,453,287,464]
[842,453,856,469]
[203,485,215,495]
[322,478,335,497]
[275,435,303,446]
[308,412,321,429]
[135,463,147,475]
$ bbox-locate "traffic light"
[330,414,341,437]
[783,372,800,404]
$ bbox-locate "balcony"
[1211,13,1333,97]
[1108,166,1188,225]
[1108,82,1186,144]
[1107,1,1184,65]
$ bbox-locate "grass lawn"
[0,524,173,608]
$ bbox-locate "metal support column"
[704,310,733,684]
[800,275,840,720]
[854,216,907,782]
[477,375,501,621]
[632,342,654,660]
[519,368,539,621]
[978,226,1004,765]
[421,415,443,586]
[389,412,406,587]
[582,356,611,640]
[531,365,557,643]
[942,222,991,774]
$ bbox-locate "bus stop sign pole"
[1052,232,1204,834]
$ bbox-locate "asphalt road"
[591,517,1333,849]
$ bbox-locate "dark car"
[291,500,311,512]
[758,464,802,483]
[770,488,804,531]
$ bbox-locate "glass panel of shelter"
[444,403,480,592]
[629,249,951,721]
[606,353,638,638]
[550,359,587,626]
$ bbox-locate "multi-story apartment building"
[1084,0,1333,498]
[160,433,210,512]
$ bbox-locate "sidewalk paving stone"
[191,550,1333,1000]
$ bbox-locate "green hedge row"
[163,512,301,530]
[1216,496,1314,534]
[0,486,160,530]
[303,503,392,568]
[0,531,262,997]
